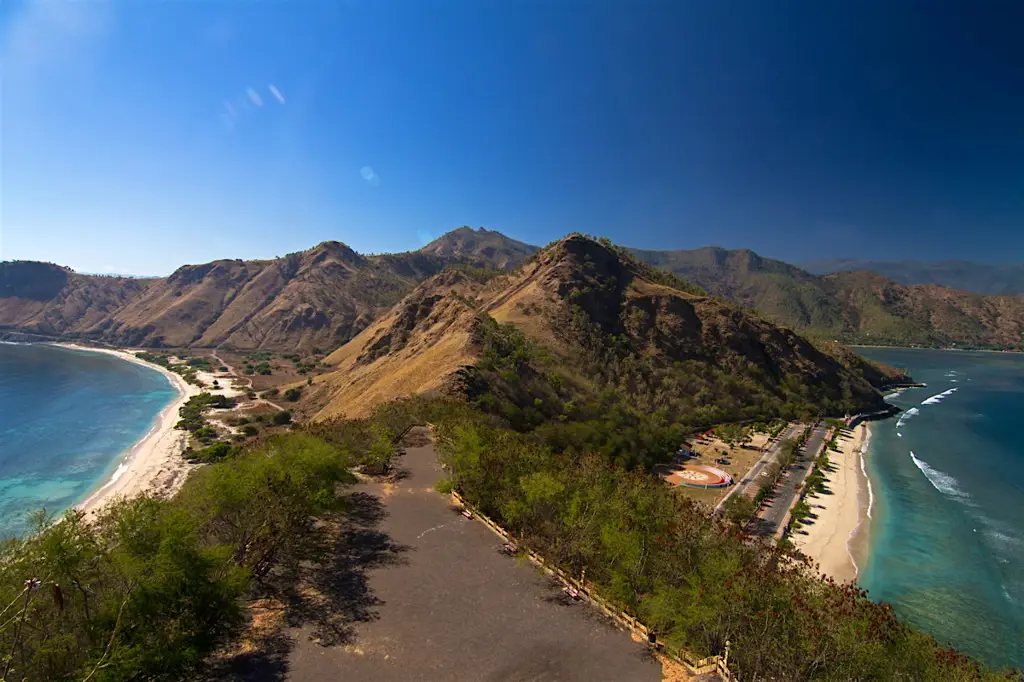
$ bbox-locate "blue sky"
[2,1,1023,275]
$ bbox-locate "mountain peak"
[418,226,538,270]
[308,240,364,265]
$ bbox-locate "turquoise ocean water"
[0,343,178,537]
[857,348,1024,670]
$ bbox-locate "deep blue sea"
[857,347,1024,670]
[0,343,177,537]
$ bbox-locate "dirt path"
[209,351,285,412]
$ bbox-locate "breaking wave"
[910,451,971,503]
[921,388,958,405]
[860,429,874,519]
[895,407,919,429]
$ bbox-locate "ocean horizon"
[0,343,178,536]
[858,347,1024,670]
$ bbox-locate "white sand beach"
[792,423,869,583]
[54,344,201,517]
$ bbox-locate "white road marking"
[417,522,455,540]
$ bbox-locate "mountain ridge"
[3,227,1023,352]
[802,257,1024,295]
[305,234,904,428]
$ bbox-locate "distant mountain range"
[628,247,1024,349]
[2,226,1022,352]
[801,258,1024,296]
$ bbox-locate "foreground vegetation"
[1,392,1017,680]
[340,397,1018,681]
[0,434,356,681]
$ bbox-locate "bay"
[0,343,177,536]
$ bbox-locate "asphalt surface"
[728,424,799,502]
[243,427,661,682]
[753,425,828,538]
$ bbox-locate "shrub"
[0,499,247,680]
[272,410,292,426]
[283,387,302,402]
[189,441,235,462]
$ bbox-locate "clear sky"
[2,1,1023,275]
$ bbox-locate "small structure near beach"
[664,464,732,489]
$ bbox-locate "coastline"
[850,343,1023,355]
[52,344,200,517]
[793,423,870,583]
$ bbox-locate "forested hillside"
[628,246,1024,349]
[803,257,1024,295]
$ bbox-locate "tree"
[363,426,395,475]
[722,494,756,526]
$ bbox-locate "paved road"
[715,424,799,512]
[752,425,828,538]
[223,427,661,682]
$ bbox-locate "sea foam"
[860,429,874,519]
[910,451,971,503]
[921,388,958,405]
[895,407,920,429]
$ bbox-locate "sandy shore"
[52,344,201,517]
[793,423,869,583]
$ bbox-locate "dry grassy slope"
[103,242,446,350]
[0,243,451,351]
[0,262,152,338]
[308,270,486,420]
[307,235,894,421]
[485,236,887,406]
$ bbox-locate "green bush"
[272,410,292,426]
[0,500,247,681]
[188,441,235,462]
[426,414,1008,681]
[284,387,302,402]
[0,432,357,680]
